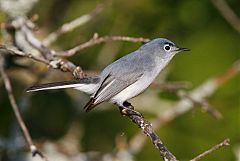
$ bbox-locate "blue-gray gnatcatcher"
[27,38,189,112]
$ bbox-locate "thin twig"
[0,56,48,161]
[215,60,240,86]
[177,90,222,119]
[151,81,222,119]
[5,17,149,78]
[43,4,104,46]
[5,17,85,78]
[119,104,178,161]
[0,44,49,64]
[190,138,230,161]
[22,25,54,60]
[211,0,240,33]
[57,33,150,57]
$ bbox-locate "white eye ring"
[164,44,171,51]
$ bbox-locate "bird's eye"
[164,44,171,51]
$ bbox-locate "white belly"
[110,75,153,105]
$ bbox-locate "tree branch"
[57,33,149,57]
[0,44,49,64]
[5,17,85,78]
[176,90,222,119]
[151,81,222,119]
[43,4,104,46]
[119,103,178,161]
[4,17,149,78]
[190,138,230,161]
[211,0,240,33]
[0,55,48,161]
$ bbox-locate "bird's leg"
[123,101,134,109]
[118,101,143,117]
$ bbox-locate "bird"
[26,38,189,112]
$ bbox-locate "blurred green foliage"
[0,0,240,161]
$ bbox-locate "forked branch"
[190,138,230,161]
[57,33,149,57]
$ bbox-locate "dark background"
[0,0,240,161]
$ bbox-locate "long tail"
[26,76,100,94]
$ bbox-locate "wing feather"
[84,72,143,112]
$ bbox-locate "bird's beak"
[176,47,190,52]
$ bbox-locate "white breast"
[110,57,172,106]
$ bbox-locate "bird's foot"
[123,101,134,109]
[119,102,143,117]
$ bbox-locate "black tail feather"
[84,98,98,112]
[26,76,100,92]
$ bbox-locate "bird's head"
[140,38,189,59]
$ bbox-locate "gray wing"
[84,73,143,112]
[94,72,143,103]
[84,55,144,111]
